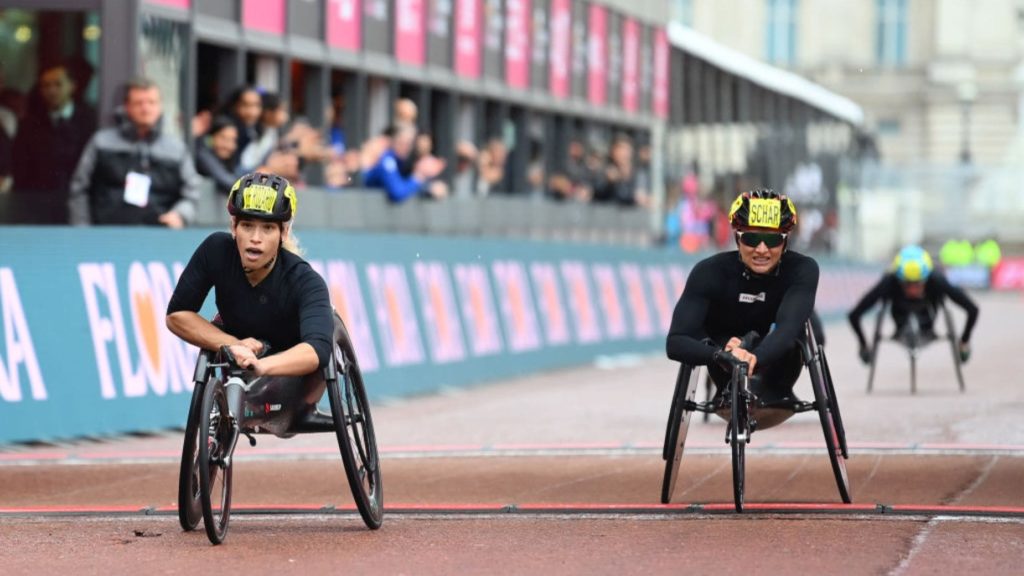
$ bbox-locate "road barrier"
[0,227,877,444]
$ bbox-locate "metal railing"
[195,184,655,246]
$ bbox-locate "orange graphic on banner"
[508,279,526,336]
[544,281,562,328]
[470,284,488,337]
[385,286,405,347]
[630,282,650,326]
[330,287,352,329]
[573,279,592,330]
[429,282,449,344]
[601,283,620,325]
[132,292,162,372]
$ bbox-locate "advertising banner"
[505,0,531,88]
[621,18,640,112]
[548,0,571,98]
[0,228,875,445]
[586,3,606,106]
[396,0,427,65]
[454,0,483,77]
[146,0,190,8]
[327,0,362,51]
[652,27,670,118]
[242,0,285,34]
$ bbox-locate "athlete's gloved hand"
[858,346,871,365]
[959,341,971,363]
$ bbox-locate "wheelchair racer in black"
[848,244,979,364]
[166,172,335,436]
[666,189,818,429]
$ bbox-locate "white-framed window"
[671,0,694,27]
[765,0,798,66]
[876,0,908,66]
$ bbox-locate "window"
[139,16,189,140]
[876,0,908,66]
[671,0,693,27]
[765,0,797,66]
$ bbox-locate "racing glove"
[959,341,970,363]
[858,346,872,365]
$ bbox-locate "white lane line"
[948,455,999,505]
[888,518,938,576]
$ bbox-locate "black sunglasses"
[736,231,787,248]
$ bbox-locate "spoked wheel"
[328,335,383,529]
[177,381,205,532]
[866,300,887,393]
[809,351,852,503]
[943,304,966,392]
[820,352,848,458]
[729,376,748,513]
[199,380,233,544]
[661,365,699,504]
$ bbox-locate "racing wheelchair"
[177,312,382,544]
[865,298,965,394]
[661,320,850,512]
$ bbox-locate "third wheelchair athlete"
[666,189,817,429]
[166,171,336,437]
[848,244,979,365]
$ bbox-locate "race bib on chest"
[123,171,151,207]
[748,198,781,228]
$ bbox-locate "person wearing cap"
[848,244,979,363]
[165,172,335,437]
[666,188,816,428]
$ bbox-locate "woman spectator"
[194,115,239,196]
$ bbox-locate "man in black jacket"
[12,64,97,223]
[68,77,199,227]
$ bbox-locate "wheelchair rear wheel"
[661,365,698,504]
[943,304,966,392]
[177,381,205,532]
[199,380,233,544]
[809,353,851,503]
[328,332,383,529]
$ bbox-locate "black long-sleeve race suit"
[847,271,979,350]
[666,250,819,402]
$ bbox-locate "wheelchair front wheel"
[661,365,698,504]
[328,335,384,529]
[177,381,205,532]
[199,379,233,544]
[943,304,966,393]
[730,376,748,513]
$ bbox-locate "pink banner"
[530,263,571,346]
[327,0,362,51]
[620,264,654,339]
[561,261,602,344]
[454,0,482,78]
[242,0,285,35]
[413,262,468,363]
[454,264,504,356]
[366,264,426,366]
[652,27,670,118]
[621,18,640,112]
[992,258,1024,290]
[492,261,542,352]
[505,0,531,88]
[593,265,627,340]
[308,260,380,372]
[586,4,607,105]
[548,0,571,97]
[146,0,190,9]
[395,0,426,65]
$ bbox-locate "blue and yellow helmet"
[892,245,934,283]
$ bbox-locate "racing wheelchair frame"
[865,298,965,394]
[661,319,850,512]
[176,313,382,544]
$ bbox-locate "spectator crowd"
[1,67,656,228]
